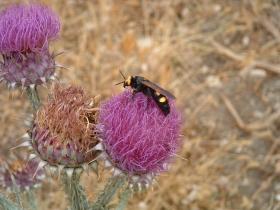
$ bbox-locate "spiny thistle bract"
[0,3,61,89]
[96,89,183,190]
[18,83,101,178]
[0,155,45,191]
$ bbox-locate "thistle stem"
[34,86,41,106]
[0,193,20,210]
[116,187,133,210]
[92,176,127,210]
[26,86,41,112]
[11,174,24,210]
[61,172,91,210]
[25,189,38,210]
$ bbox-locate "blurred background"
[1,0,280,209]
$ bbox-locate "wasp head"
[124,76,132,87]
[115,70,133,88]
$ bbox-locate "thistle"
[17,83,101,178]
[0,154,45,191]
[0,3,61,90]
[95,89,183,190]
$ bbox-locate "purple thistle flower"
[96,88,183,188]
[0,155,45,191]
[0,3,61,89]
[0,3,60,53]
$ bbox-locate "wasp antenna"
[115,81,124,86]
[119,70,126,79]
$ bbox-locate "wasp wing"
[141,80,176,99]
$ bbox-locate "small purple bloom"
[0,155,45,191]
[97,88,183,182]
[0,3,61,88]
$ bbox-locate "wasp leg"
[131,85,142,101]
[145,95,151,111]
[144,88,152,111]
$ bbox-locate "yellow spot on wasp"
[159,97,166,103]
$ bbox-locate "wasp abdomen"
[151,91,170,115]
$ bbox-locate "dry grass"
[1,0,280,209]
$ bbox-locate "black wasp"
[116,70,176,116]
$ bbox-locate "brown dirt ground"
[1,0,280,209]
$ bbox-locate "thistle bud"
[18,83,101,178]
